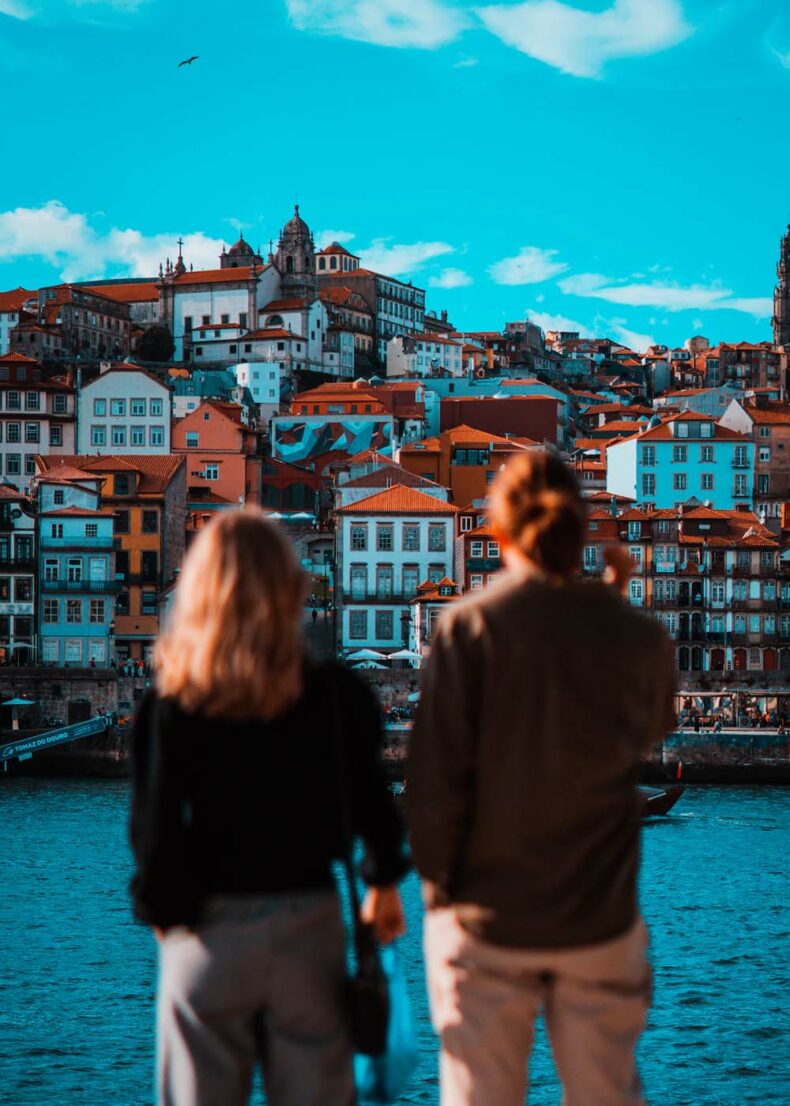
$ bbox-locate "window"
[350,525,367,551]
[460,516,472,532]
[25,423,39,443]
[114,509,130,534]
[50,425,63,447]
[761,551,774,569]
[699,422,713,438]
[150,399,164,417]
[672,445,687,463]
[141,591,158,615]
[130,399,146,417]
[629,546,643,567]
[711,582,725,603]
[6,391,20,410]
[184,316,193,332]
[759,447,771,463]
[676,421,689,438]
[89,599,105,624]
[25,391,40,411]
[91,426,107,447]
[67,558,82,583]
[734,445,749,468]
[376,525,394,552]
[470,574,484,590]
[642,473,656,497]
[53,394,67,414]
[150,426,165,447]
[66,599,82,624]
[110,399,126,417]
[349,610,367,640]
[428,525,446,552]
[50,523,63,538]
[14,577,32,601]
[673,473,687,491]
[758,474,770,495]
[130,426,145,447]
[43,599,59,624]
[629,579,643,605]
[142,510,158,534]
[111,426,127,447]
[201,315,210,326]
[701,473,714,491]
[114,475,131,495]
[700,445,714,463]
[402,525,419,552]
[583,546,598,570]
[93,398,107,416]
[141,551,158,581]
[85,523,98,538]
[641,445,656,466]
[6,422,20,442]
[205,463,219,481]
[375,610,394,640]
[185,432,199,448]
[734,474,749,497]
[470,540,484,558]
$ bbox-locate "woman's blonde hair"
[156,508,306,721]
[489,450,587,579]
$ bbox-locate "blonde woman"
[130,509,408,1106]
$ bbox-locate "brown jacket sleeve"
[638,623,678,751]
[406,609,481,904]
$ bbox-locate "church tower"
[271,205,317,302]
[772,224,790,347]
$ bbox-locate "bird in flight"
[178,56,199,67]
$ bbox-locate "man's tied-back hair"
[489,450,587,578]
[156,508,306,721]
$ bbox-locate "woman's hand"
[603,545,635,596]
[361,885,406,944]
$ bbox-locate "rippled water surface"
[1,782,787,1105]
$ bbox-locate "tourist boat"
[639,783,684,817]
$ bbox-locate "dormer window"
[699,422,713,437]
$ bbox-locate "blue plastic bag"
[354,942,419,1104]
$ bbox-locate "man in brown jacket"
[407,452,676,1106]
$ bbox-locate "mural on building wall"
[271,416,393,465]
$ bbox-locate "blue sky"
[1,0,790,349]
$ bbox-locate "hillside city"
[2,206,790,695]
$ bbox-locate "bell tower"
[772,224,790,347]
[272,205,317,302]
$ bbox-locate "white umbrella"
[389,649,421,661]
[347,649,388,661]
[352,661,387,670]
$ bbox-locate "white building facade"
[336,486,457,655]
[77,365,171,455]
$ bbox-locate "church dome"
[228,236,254,258]
[283,204,310,236]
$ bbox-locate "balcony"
[343,589,417,604]
[706,632,727,644]
[120,573,160,587]
[732,565,754,578]
[652,597,678,609]
[40,535,115,550]
[0,557,35,572]
[652,562,678,574]
[40,578,123,593]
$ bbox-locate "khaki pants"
[156,892,354,1106]
[425,908,651,1106]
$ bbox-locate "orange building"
[36,454,185,664]
[398,424,535,504]
[172,401,262,530]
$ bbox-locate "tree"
[136,325,174,362]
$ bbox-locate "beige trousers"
[425,908,651,1106]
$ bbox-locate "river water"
[0,782,787,1106]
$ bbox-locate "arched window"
[678,647,690,672]
[330,256,338,269]
[318,257,326,270]
[286,256,294,274]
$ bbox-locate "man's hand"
[361,886,406,944]
[603,545,635,596]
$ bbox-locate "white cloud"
[315,228,356,249]
[527,309,590,335]
[453,55,478,67]
[771,47,790,69]
[0,200,223,282]
[428,267,473,289]
[559,272,772,316]
[357,238,454,276]
[0,0,32,17]
[610,321,655,351]
[286,0,466,49]
[489,246,568,285]
[475,0,692,78]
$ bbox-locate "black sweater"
[129,662,410,928]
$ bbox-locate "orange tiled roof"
[84,281,158,304]
[740,402,790,425]
[317,243,359,257]
[37,465,100,483]
[241,327,296,341]
[261,298,306,313]
[170,266,260,286]
[37,454,184,495]
[0,351,38,364]
[337,486,458,515]
[0,287,35,312]
[341,467,443,492]
[41,505,112,517]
